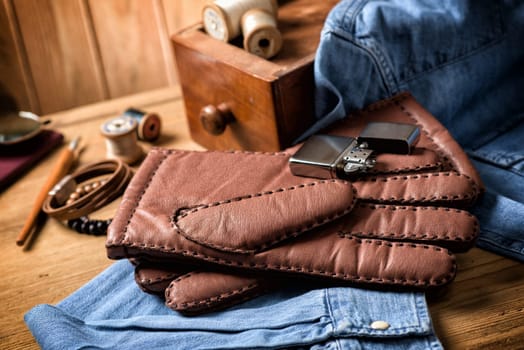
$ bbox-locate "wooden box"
[172,0,338,151]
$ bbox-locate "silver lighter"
[289,122,420,179]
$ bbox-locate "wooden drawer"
[172,0,338,151]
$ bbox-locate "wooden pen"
[16,137,80,246]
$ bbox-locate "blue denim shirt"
[25,260,442,350]
[308,0,524,261]
[25,1,523,349]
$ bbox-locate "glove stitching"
[110,149,172,248]
[397,101,457,172]
[173,181,357,254]
[153,147,290,157]
[139,272,183,285]
[130,240,455,287]
[221,149,289,156]
[366,160,442,174]
[166,272,261,310]
[176,180,339,216]
[355,96,480,200]
[394,101,481,199]
[349,203,478,243]
[357,172,475,203]
[356,90,476,204]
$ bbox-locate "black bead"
[67,219,76,229]
[70,219,81,232]
[79,221,89,234]
[96,220,106,231]
[66,216,112,235]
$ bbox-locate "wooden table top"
[1,87,522,349]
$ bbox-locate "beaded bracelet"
[42,159,133,224]
[62,177,114,235]
[64,177,113,235]
[67,216,112,236]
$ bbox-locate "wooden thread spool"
[241,8,282,59]
[122,107,162,142]
[202,0,278,42]
[100,116,143,165]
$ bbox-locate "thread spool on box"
[202,0,278,42]
[202,0,281,59]
[172,0,339,151]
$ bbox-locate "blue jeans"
[25,260,442,350]
[308,0,524,261]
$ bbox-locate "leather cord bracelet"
[42,159,133,222]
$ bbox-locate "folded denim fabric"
[309,0,524,261]
[25,260,443,350]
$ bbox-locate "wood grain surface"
[0,87,523,349]
[0,0,205,114]
[11,0,108,113]
[87,0,173,97]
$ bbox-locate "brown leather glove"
[107,93,483,313]
[133,260,277,315]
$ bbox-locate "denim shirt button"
[370,320,390,330]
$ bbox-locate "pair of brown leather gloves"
[106,93,483,315]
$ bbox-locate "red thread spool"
[122,108,162,142]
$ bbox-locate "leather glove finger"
[134,260,275,315]
[132,260,192,295]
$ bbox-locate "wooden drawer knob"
[199,103,235,135]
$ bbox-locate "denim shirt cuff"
[25,260,443,350]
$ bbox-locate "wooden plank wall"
[0,0,207,115]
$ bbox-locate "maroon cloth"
[0,130,63,191]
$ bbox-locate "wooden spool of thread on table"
[241,8,282,59]
[122,107,162,142]
[202,0,281,58]
[100,116,143,165]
